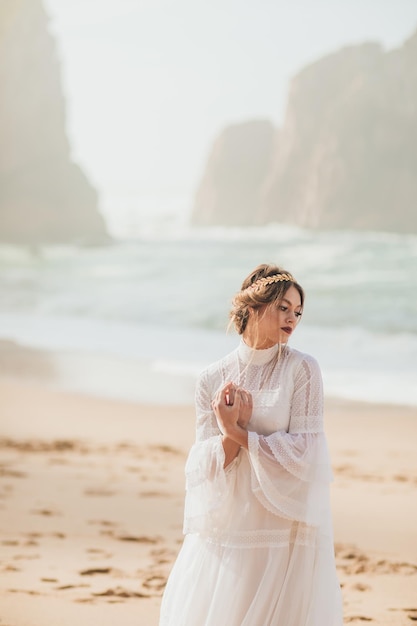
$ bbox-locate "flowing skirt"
[159,532,343,626]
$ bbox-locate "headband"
[247,272,295,292]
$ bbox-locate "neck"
[242,331,275,350]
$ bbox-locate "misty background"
[1,0,417,407]
[43,0,417,235]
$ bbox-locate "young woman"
[160,264,343,626]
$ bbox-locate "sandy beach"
[1,350,417,625]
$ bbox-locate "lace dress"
[159,340,343,626]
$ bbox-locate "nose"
[286,310,297,325]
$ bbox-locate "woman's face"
[245,285,303,349]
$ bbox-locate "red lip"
[281,327,293,334]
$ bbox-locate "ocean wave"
[0,314,416,406]
[3,223,417,250]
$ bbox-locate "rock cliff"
[0,0,109,245]
[192,120,275,226]
[193,30,417,233]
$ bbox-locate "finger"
[213,388,222,409]
[223,382,235,406]
[243,390,252,404]
[232,388,241,406]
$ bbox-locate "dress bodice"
[248,389,288,435]
[224,340,293,435]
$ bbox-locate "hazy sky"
[44,0,417,231]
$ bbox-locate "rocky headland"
[193,120,275,226]
[0,0,108,245]
[192,30,417,233]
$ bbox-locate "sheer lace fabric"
[160,341,343,626]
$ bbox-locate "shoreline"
[1,352,417,624]
[2,338,417,410]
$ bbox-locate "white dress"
[159,340,343,626]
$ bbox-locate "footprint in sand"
[86,548,114,559]
[0,484,14,499]
[55,584,90,591]
[139,490,171,498]
[92,586,149,600]
[393,474,408,482]
[87,548,107,553]
[13,554,40,561]
[48,457,71,466]
[87,520,118,538]
[150,445,183,456]
[0,466,27,478]
[84,488,117,497]
[335,543,417,577]
[334,464,355,475]
[389,608,417,622]
[51,532,66,539]
[351,582,372,592]
[88,519,119,528]
[30,508,61,517]
[7,589,42,596]
[20,531,65,541]
[0,439,83,453]
[142,574,167,593]
[150,547,178,565]
[2,565,21,572]
[117,534,162,544]
[115,442,137,452]
[79,567,112,576]
[41,577,59,583]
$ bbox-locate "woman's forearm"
[224,424,249,450]
[222,435,241,468]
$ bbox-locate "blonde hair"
[229,263,304,335]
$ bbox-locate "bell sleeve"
[247,355,333,528]
[183,368,237,535]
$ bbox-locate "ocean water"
[1,224,416,406]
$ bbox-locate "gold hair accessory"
[248,273,294,291]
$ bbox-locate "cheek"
[269,310,285,328]
[276,309,286,323]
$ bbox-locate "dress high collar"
[238,338,281,365]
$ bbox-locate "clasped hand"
[211,382,253,436]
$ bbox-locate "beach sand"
[0,349,416,625]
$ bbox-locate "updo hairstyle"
[229,263,305,335]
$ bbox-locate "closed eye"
[279,305,302,317]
